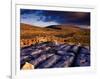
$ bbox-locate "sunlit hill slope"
[20,23,90,47]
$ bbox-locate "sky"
[20,9,90,27]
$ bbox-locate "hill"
[20,23,90,47]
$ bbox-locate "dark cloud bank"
[20,9,90,26]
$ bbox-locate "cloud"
[20,9,90,26]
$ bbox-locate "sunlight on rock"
[22,62,34,70]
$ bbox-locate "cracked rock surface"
[20,42,90,69]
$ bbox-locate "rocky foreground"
[20,42,90,69]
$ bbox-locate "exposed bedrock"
[20,42,90,69]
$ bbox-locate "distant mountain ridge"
[46,24,90,30]
[21,23,90,30]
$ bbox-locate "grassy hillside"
[20,23,90,47]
